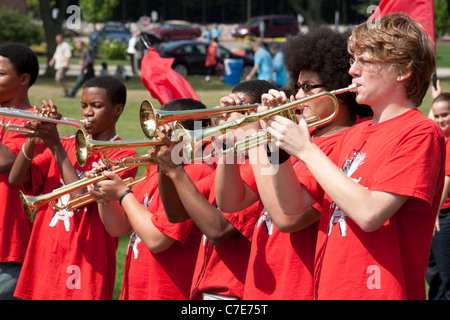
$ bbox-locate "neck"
[371,101,415,125]
[91,130,118,141]
[0,94,32,110]
[315,103,354,137]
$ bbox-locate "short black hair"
[232,80,278,104]
[162,98,210,130]
[83,76,127,107]
[0,43,39,87]
[283,26,372,120]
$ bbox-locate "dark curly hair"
[84,76,127,107]
[0,43,39,87]
[231,80,278,104]
[283,25,372,120]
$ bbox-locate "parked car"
[232,15,298,38]
[160,40,254,78]
[102,23,132,42]
[150,20,202,42]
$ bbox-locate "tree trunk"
[39,0,70,77]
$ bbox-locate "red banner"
[140,47,201,106]
[369,0,435,47]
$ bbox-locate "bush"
[0,7,44,46]
[99,39,128,60]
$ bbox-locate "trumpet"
[140,99,260,139]
[19,153,155,222]
[75,129,168,167]
[0,107,87,135]
[175,84,357,161]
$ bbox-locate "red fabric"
[0,110,46,263]
[140,47,201,105]
[370,0,435,48]
[441,137,450,210]
[205,42,218,67]
[14,136,137,300]
[314,109,444,300]
[119,163,214,300]
[189,169,262,300]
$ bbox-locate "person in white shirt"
[49,34,72,97]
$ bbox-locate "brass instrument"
[0,107,87,135]
[75,129,167,167]
[140,99,260,139]
[19,154,155,222]
[174,84,357,161]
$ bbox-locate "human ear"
[113,104,124,120]
[397,67,412,82]
[20,73,31,87]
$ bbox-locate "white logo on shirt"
[328,152,365,237]
[49,172,85,232]
[256,209,273,235]
[128,192,152,259]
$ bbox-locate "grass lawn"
[26,43,450,299]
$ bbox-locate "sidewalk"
[39,63,134,77]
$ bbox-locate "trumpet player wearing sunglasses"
[0,43,46,299]
[252,14,442,300]
[8,76,138,300]
[214,26,371,300]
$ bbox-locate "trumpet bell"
[140,100,158,140]
[139,99,261,139]
[19,191,37,222]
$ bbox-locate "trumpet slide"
[175,84,357,161]
[19,154,155,222]
[75,129,167,167]
[0,107,87,135]
[140,99,260,139]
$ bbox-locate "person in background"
[427,90,450,300]
[127,34,137,76]
[100,62,111,76]
[245,42,272,82]
[49,34,72,97]
[89,26,101,64]
[70,41,94,98]
[205,38,219,83]
[270,43,288,88]
[0,43,44,300]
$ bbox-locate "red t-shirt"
[119,163,214,300]
[313,109,445,300]
[189,168,263,300]
[14,136,137,300]
[0,112,46,263]
[241,131,347,299]
[441,137,450,210]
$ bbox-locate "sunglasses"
[292,82,326,94]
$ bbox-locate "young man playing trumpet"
[259,13,443,299]
[9,76,137,300]
[87,98,214,300]
[0,43,46,299]
[214,26,371,299]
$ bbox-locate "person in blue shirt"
[270,43,288,88]
[245,42,273,81]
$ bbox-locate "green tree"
[39,0,70,76]
[435,0,450,39]
[0,7,44,45]
[79,0,120,23]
